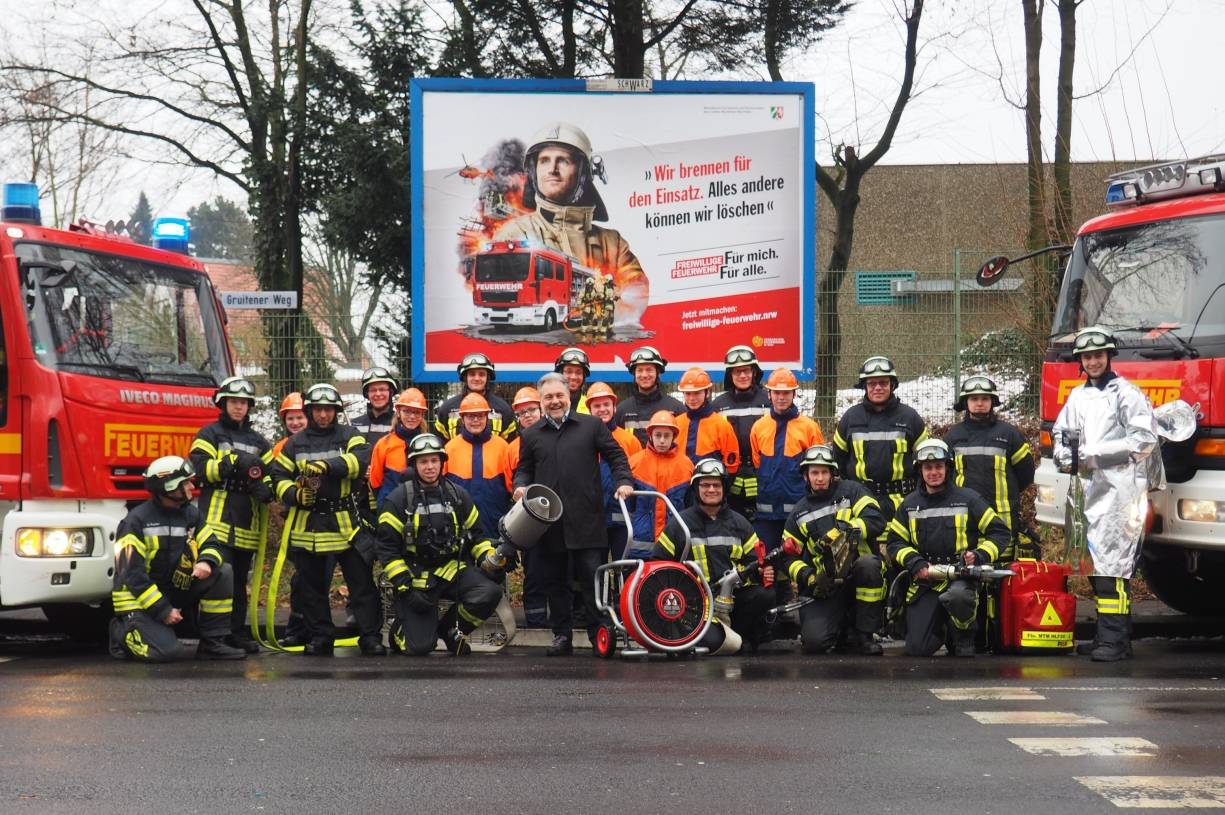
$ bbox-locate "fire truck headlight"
[1037,485,1056,506]
[1178,499,1224,523]
[14,528,95,557]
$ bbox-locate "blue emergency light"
[152,217,191,254]
[2,182,42,225]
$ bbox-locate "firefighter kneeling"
[886,439,1011,657]
[377,434,504,656]
[653,458,774,654]
[781,445,887,655]
[110,456,245,662]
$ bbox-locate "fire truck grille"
[480,291,518,304]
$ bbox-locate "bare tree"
[301,218,384,369]
[1,1,318,394]
[0,40,122,227]
[802,0,925,419]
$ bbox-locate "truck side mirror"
[976,255,1010,287]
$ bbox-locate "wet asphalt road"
[1,624,1223,815]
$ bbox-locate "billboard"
[410,78,815,382]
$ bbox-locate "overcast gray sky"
[1,0,1218,220]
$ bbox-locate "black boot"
[949,628,976,658]
[227,633,261,654]
[1090,613,1131,662]
[303,637,334,656]
[197,637,247,660]
[547,634,573,656]
[439,625,471,657]
[854,630,883,656]
[358,634,387,656]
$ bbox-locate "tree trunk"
[609,0,646,77]
[814,171,860,419]
[1052,0,1077,246]
[1022,0,1046,252]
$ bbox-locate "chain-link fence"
[225,247,1045,434]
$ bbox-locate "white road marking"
[930,686,1045,701]
[1075,776,1225,808]
[1037,687,1225,694]
[0,657,15,664]
[965,711,1107,726]
[1009,737,1157,757]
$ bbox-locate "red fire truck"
[468,239,594,332]
[0,182,233,632]
[1014,157,1225,616]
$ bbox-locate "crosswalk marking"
[1009,737,1158,757]
[930,686,1045,701]
[965,711,1106,726]
[1075,776,1225,808]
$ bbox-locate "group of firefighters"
[110,325,1151,664]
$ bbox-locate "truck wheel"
[41,602,113,642]
[1139,543,1225,616]
[543,310,557,332]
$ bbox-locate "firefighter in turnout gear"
[554,348,590,414]
[188,376,273,653]
[435,353,517,441]
[350,366,399,446]
[675,367,740,473]
[944,376,1037,560]
[653,459,774,652]
[1052,326,1164,662]
[886,439,1011,657]
[833,356,928,543]
[712,345,771,518]
[577,278,600,343]
[781,445,886,655]
[377,434,503,656]
[368,388,429,507]
[614,346,683,446]
[269,383,385,656]
[492,121,649,328]
[748,368,825,549]
[110,456,245,662]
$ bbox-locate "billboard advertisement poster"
[411,78,815,382]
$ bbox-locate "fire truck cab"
[0,182,232,630]
[1033,156,1225,616]
[469,239,594,332]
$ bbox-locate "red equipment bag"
[997,559,1076,653]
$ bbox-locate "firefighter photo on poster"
[412,78,815,382]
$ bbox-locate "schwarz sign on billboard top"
[410,78,815,383]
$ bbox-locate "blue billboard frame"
[409,77,816,384]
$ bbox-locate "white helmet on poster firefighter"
[457,352,496,382]
[213,376,256,407]
[144,455,195,498]
[723,345,763,389]
[522,121,609,221]
[361,366,399,398]
[954,375,1001,412]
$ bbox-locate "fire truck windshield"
[17,242,229,386]
[1053,213,1225,348]
[475,253,531,282]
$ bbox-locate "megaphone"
[486,484,564,570]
